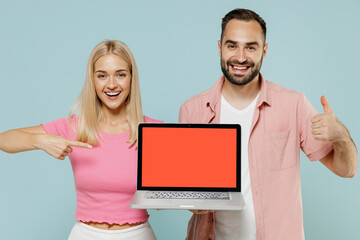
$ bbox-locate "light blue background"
[0,0,359,239]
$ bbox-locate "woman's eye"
[98,74,106,79]
[118,73,126,77]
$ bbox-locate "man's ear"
[218,40,222,57]
[263,43,268,60]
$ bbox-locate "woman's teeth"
[105,92,120,96]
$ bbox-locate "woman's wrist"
[32,132,47,150]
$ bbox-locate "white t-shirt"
[215,93,259,239]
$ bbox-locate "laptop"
[129,123,245,210]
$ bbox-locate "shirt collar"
[207,73,272,111]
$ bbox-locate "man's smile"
[230,64,251,74]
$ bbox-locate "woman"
[0,40,160,240]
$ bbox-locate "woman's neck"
[99,105,129,135]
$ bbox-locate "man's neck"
[221,75,261,110]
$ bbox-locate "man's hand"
[189,210,215,214]
[311,96,349,142]
[312,96,358,178]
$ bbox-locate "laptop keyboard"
[145,191,230,200]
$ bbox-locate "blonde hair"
[69,40,144,146]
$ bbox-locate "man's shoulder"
[178,86,216,123]
[180,87,212,109]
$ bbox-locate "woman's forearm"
[0,129,45,153]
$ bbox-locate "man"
[178,9,357,240]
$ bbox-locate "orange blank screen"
[141,127,237,188]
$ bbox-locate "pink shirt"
[41,116,162,225]
[179,75,333,240]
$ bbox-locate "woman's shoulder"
[41,115,78,137]
[52,115,78,127]
[144,116,163,123]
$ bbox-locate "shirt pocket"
[264,130,296,170]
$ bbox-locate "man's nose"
[234,49,247,63]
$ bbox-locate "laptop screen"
[137,123,241,192]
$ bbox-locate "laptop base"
[130,190,246,210]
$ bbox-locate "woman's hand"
[36,134,92,160]
[0,125,92,159]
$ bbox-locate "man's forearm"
[332,125,358,178]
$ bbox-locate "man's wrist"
[332,121,351,143]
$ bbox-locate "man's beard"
[221,56,263,86]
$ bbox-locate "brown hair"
[221,9,267,43]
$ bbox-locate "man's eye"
[247,46,256,50]
[228,44,235,49]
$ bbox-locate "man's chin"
[227,76,253,86]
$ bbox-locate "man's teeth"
[105,92,120,96]
[233,65,248,70]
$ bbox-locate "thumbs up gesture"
[311,96,348,142]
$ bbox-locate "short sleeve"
[299,94,333,161]
[41,118,73,139]
[144,116,163,123]
[178,103,189,123]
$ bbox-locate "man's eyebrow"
[223,40,260,47]
[245,42,260,46]
[224,40,238,45]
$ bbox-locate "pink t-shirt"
[41,116,162,225]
